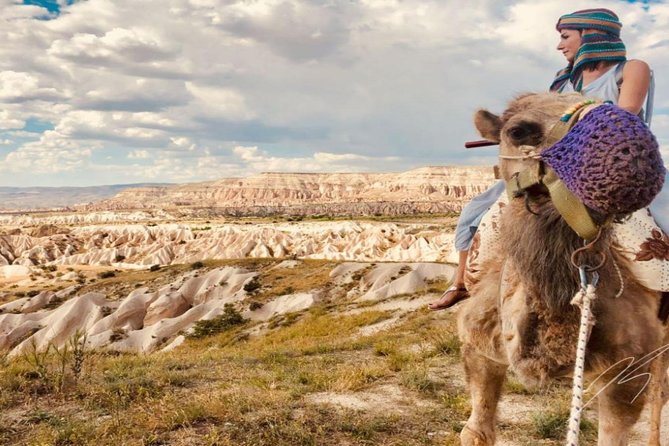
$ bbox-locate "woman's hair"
[549,8,626,92]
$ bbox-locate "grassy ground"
[0,259,598,446]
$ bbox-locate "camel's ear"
[474,109,502,143]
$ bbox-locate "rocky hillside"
[0,221,456,268]
[0,260,452,356]
[81,166,496,214]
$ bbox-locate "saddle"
[468,195,669,292]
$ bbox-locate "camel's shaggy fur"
[458,92,669,446]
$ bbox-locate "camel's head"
[473,92,584,181]
[474,92,665,218]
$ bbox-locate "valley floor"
[0,213,666,445]
[3,258,665,446]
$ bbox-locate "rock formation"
[80,166,495,214]
[0,262,453,356]
[0,221,456,268]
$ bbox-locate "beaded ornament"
[559,99,599,122]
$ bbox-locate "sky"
[1,0,668,187]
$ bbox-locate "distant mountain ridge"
[3,166,497,215]
[81,166,496,215]
[0,184,171,211]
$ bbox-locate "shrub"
[243,277,261,293]
[114,254,126,262]
[187,304,246,339]
[149,264,161,272]
[101,306,113,317]
[191,261,205,270]
[109,328,127,343]
[97,271,116,279]
[248,301,263,311]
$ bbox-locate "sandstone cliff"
[82,166,495,214]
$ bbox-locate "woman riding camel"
[429,8,656,310]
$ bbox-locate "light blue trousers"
[454,174,669,252]
[453,180,505,251]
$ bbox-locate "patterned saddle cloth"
[467,194,669,292]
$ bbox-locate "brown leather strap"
[542,168,599,240]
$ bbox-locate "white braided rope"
[498,144,542,161]
[566,284,597,446]
[611,257,624,299]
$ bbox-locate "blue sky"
[23,0,62,13]
[22,0,76,17]
[1,0,668,187]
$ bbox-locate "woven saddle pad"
[467,195,669,292]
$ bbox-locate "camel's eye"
[508,126,528,139]
[506,121,543,145]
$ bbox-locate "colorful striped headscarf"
[549,8,626,92]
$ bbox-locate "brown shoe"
[428,286,469,311]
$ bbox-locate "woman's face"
[557,29,582,63]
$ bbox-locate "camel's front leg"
[647,334,669,446]
[460,345,507,446]
[596,369,649,446]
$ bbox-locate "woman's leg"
[428,250,470,310]
[429,181,505,311]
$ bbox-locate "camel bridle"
[501,100,605,241]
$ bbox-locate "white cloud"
[313,152,399,162]
[0,71,64,103]
[128,149,150,159]
[185,82,255,120]
[0,0,667,186]
[2,132,95,174]
[0,139,12,145]
[170,136,191,146]
[48,27,177,64]
[0,71,39,99]
[232,145,402,172]
[0,110,24,130]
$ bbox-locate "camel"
[457,92,669,446]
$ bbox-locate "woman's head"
[557,29,582,63]
[550,8,626,92]
[554,8,625,66]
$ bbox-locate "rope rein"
[566,269,599,446]
[612,257,625,299]
[498,144,542,161]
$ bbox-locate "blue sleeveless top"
[559,62,654,125]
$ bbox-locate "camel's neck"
[500,198,606,315]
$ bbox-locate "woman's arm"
[618,59,651,115]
